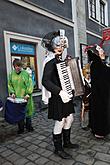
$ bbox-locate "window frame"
[90,0,97,20]
[88,0,108,26]
[100,0,105,25]
[4,31,45,91]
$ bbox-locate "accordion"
[56,58,85,98]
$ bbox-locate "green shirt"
[8,69,35,117]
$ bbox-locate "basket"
[5,98,27,124]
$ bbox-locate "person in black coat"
[87,45,110,139]
[42,30,79,159]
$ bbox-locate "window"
[100,0,105,25]
[90,0,96,19]
[4,31,45,92]
[88,0,108,26]
[10,41,39,91]
[80,44,88,68]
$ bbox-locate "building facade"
[85,0,110,64]
[0,0,76,115]
[0,0,110,116]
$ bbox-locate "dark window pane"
[89,0,96,19]
[100,0,105,25]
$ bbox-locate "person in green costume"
[8,59,35,134]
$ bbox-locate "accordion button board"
[56,61,74,99]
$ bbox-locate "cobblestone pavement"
[0,110,110,165]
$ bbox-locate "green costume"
[8,69,34,117]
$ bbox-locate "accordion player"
[42,29,80,159]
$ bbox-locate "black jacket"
[42,57,74,121]
[88,50,110,136]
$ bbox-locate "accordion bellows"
[67,58,85,97]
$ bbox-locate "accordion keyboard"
[56,62,74,99]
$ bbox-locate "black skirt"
[48,95,74,121]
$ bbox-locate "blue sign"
[10,42,35,55]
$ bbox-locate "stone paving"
[0,110,110,165]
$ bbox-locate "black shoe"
[54,150,72,159]
[17,129,24,134]
[26,126,34,132]
[94,134,104,139]
[63,142,79,149]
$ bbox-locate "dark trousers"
[18,117,32,131]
